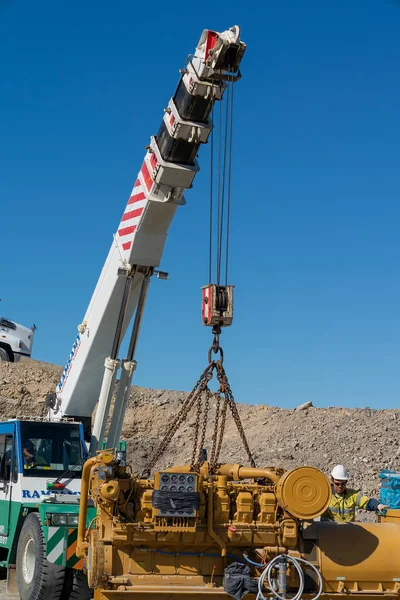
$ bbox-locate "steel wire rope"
[216,97,223,287]
[208,73,234,292]
[216,75,231,288]
[208,93,215,285]
[207,71,235,298]
[225,70,234,285]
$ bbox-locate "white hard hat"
[331,465,349,481]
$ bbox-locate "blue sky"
[1,0,399,409]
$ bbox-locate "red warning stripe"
[121,207,144,222]
[128,192,146,205]
[140,161,153,192]
[150,153,157,169]
[133,178,141,188]
[118,225,137,237]
[122,241,132,250]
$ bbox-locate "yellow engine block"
[77,452,400,600]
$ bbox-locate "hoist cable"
[217,73,231,290]
[225,71,234,286]
[208,98,214,285]
[208,74,235,293]
[216,99,223,288]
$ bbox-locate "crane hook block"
[201,284,234,327]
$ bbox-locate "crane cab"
[0,418,86,569]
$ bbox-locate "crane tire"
[62,569,93,600]
[16,512,66,600]
[0,347,11,362]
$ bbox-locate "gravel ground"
[0,582,7,600]
[0,573,13,599]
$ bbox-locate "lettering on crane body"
[57,333,81,393]
[22,489,80,499]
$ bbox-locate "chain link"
[210,389,228,472]
[141,362,213,477]
[209,389,222,469]
[216,361,256,468]
[191,387,211,472]
[141,348,255,477]
[190,389,203,469]
[199,388,211,467]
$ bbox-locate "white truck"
[0,315,36,362]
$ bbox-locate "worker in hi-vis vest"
[321,464,389,523]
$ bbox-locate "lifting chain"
[191,386,212,470]
[214,361,256,470]
[141,343,255,478]
[209,389,225,471]
[141,362,214,478]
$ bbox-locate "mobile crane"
[0,25,247,600]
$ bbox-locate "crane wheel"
[16,512,67,600]
[62,569,93,600]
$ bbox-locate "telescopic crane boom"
[47,26,246,454]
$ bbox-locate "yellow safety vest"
[321,488,370,523]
